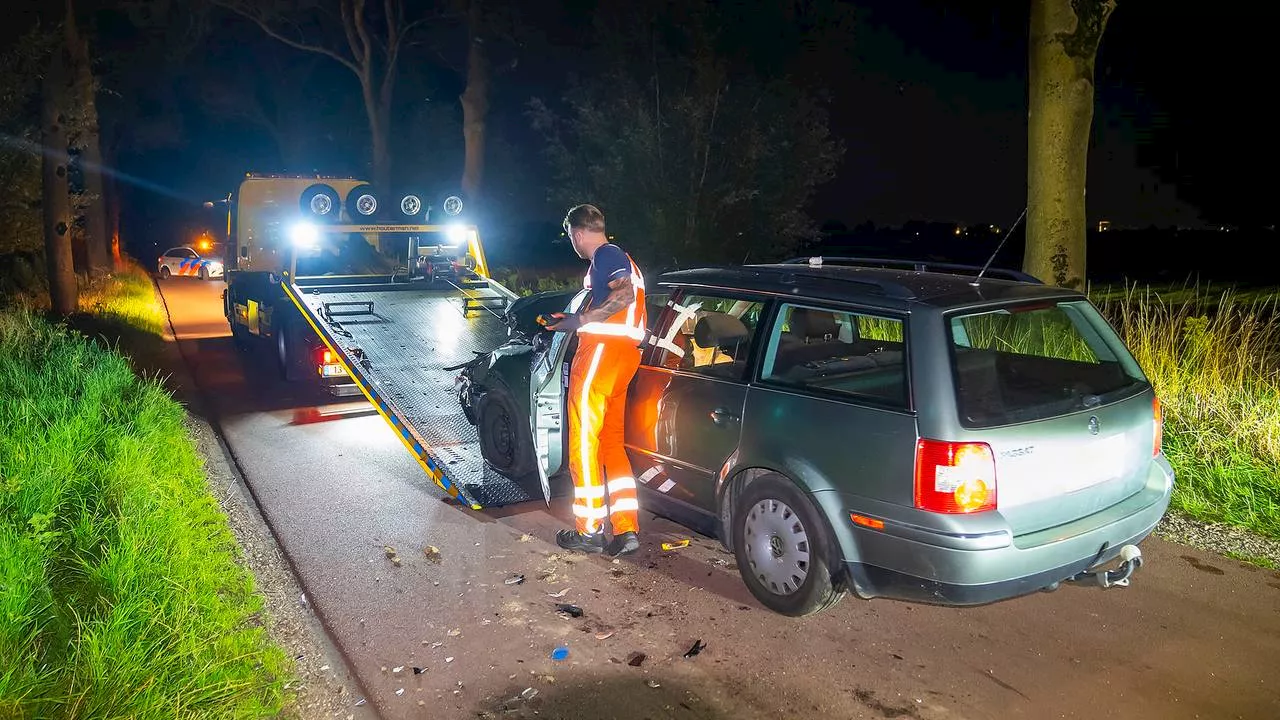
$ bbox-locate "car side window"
[652,291,764,381]
[761,303,908,407]
[164,248,183,258]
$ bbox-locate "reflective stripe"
[574,484,606,500]
[609,498,640,513]
[578,343,606,496]
[578,322,647,340]
[651,301,702,358]
[607,477,637,494]
[572,503,609,520]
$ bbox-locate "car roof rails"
[781,256,1043,285]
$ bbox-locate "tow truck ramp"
[282,276,543,509]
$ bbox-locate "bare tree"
[42,42,77,316]
[1023,0,1116,288]
[212,0,434,190]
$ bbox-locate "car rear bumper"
[823,457,1174,606]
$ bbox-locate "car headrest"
[789,307,839,341]
[694,312,749,350]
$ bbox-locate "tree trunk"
[459,0,489,199]
[362,75,392,190]
[42,45,77,316]
[102,142,121,267]
[68,28,111,276]
[1023,0,1115,289]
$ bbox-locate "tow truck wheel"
[476,383,535,478]
[276,321,306,382]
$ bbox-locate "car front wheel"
[476,382,535,478]
[159,265,171,279]
[732,473,846,617]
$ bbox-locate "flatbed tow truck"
[222,173,546,509]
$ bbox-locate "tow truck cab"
[221,173,493,393]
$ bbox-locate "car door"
[161,248,182,274]
[625,288,767,515]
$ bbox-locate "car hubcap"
[356,194,377,215]
[744,498,811,596]
[490,409,513,464]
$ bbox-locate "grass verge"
[1095,286,1280,540]
[0,272,289,717]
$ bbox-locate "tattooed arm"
[579,275,635,323]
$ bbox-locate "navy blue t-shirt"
[588,244,631,307]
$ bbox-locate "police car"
[157,246,224,280]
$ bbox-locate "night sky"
[4,0,1275,258]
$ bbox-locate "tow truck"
[221,173,545,508]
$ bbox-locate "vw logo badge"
[1088,416,1100,435]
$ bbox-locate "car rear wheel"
[732,473,846,617]
[159,265,171,279]
[476,382,535,478]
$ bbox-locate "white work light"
[289,222,319,247]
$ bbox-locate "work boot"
[556,529,605,554]
[605,531,640,557]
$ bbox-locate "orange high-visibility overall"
[568,254,647,535]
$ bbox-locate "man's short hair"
[564,204,606,234]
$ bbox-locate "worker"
[544,204,646,557]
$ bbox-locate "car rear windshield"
[948,300,1147,427]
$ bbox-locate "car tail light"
[1152,396,1163,457]
[914,439,997,514]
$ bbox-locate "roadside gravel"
[1155,512,1280,568]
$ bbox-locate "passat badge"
[1088,416,1100,435]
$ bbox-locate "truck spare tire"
[346,184,380,219]
[300,184,341,220]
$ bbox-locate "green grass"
[0,278,289,716]
[1093,286,1280,540]
[75,260,167,336]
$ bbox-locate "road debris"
[384,546,401,566]
[299,593,309,609]
[555,603,584,618]
[519,534,534,543]
[626,651,646,667]
[505,574,526,586]
[395,688,404,696]
[520,687,538,700]
[646,680,661,688]
[661,539,691,551]
[551,646,570,661]
[354,698,366,707]
[684,639,707,658]
[423,545,443,563]
[445,657,454,663]
[594,631,614,640]
[447,628,462,637]
[547,588,571,598]
[413,667,426,675]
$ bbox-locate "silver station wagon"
[458,257,1174,616]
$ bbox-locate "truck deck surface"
[290,280,539,507]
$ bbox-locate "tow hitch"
[1068,544,1144,588]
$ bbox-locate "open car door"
[529,289,589,503]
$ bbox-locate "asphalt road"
[158,276,1280,720]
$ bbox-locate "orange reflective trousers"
[567,338,642,535]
